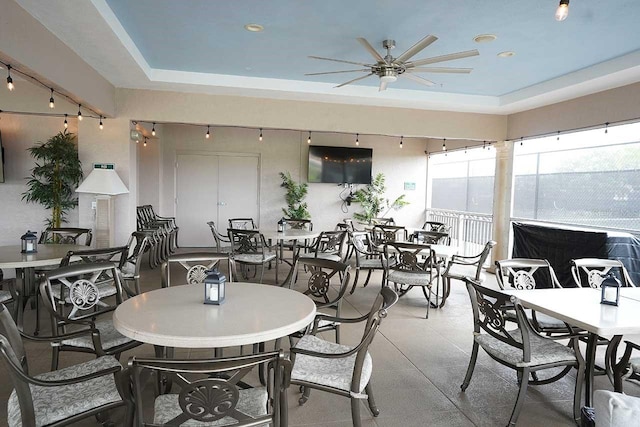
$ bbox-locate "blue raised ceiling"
[105,0,640,96]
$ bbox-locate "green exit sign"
[93,163,115,170]
[404,182,416,191]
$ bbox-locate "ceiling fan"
[306,35,479,91]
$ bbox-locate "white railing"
[426,208,493,257]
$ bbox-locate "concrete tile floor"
[1,253,639,426]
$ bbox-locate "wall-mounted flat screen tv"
[308,145,372,184]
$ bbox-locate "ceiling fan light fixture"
[244,23,264,32]
[380,69,398,83]
[555,0,570,21]
[473,34,497,43]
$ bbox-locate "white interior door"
[218,155,259,229]
[176,154,219,247]
[176,153,260,247]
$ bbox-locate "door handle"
[218,202,226,206]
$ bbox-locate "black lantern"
[20,230,38,254]
[204,268,226,305]
[277,217,285,232]
[600,273,621,306]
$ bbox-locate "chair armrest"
[292,324,377,359]
[310,312,369,330]
[18,363,121,387]
[449,254,481,265]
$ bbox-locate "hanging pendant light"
[555,0,570,21]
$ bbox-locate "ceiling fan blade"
[308,55,371,67]
[335,73,374,88]
[402,73,436,87]
[407,67,473,74]
[356,38,386,63]
[305,69,370,76]
[379,79,388,92]
[395,35,438,64]
[406,49,479,67]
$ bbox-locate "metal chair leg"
[351,396,362,427]
[508,367,530,426]
[461,341,479,391]
[365,383,380,416]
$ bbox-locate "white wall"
[148,124,428,234]
[136,122,162,208]
[0,114,79,246]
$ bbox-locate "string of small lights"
[1,59,106,130]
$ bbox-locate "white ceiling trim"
[90,0,152,79]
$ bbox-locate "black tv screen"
[308,145,372,184]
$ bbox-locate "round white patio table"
[0,244,88,333]
[113,282,316,348]
[261,229,321,284]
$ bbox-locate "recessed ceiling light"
[473,34,497,43]
[497,51,516,58]
[244,23,264,32]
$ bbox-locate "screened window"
[429,147,495,214]
[513,122,640,232]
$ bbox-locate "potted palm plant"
[279,171,311,220]
[22,131,83,228]
[353,172,409,224]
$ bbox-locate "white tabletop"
[0,244,88,269]
[503,288,640,338]
[261,229,321,241]
[113,282,316,348]
[620,287,640,303]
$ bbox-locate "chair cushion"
[0,289,12,303]
[387,270,433,287]
[631,358,640,374]
[445,264,486,282]
[503,310,568,331]
[299,253,342,262]
[475,328,577,368]
[594,390,640,427]
[232,252,276,264]
[292,335,372,393]
[153,386,268,426]
[60,318,134,351]
[358,259,387,269]
[7,356,122,427]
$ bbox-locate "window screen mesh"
[513,123,640,233]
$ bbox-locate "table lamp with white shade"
[75,164,129,248]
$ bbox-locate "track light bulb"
[49,89,55,108]
[99,116,104,130]
[77,105,82,121]
[64,114,68,129]
[144,139,147,147]
[399,136,403,148]
[442,139,447,151]
[307,131,311,144]
[6,65,13,91]
[356,133,359,146]
[259,128,263,142]
[555,0,569,21]
[206,126,210,139]
[152,122,156,136]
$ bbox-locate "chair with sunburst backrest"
[39,227,93,246]
[287,258,351,344]
[161,252,233,288]
[228,217,257,230]
[129,350,291,427]
[349,231,388,295]
[570,258,636,289]
[228,229,276,284]
[118,231,151,296]
[460,278,584,426]
[495,258,569,335]
[39,262,142,370]
[299,230,348,263]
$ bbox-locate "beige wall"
[117,89,508,141]
[147,124,428,234]
[0,114,79,246]
[507,82,640,140]
[0,0,115,116]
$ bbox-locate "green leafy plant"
[279,171,311,219]
[22,131,83,228]
[352,172,409,224]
